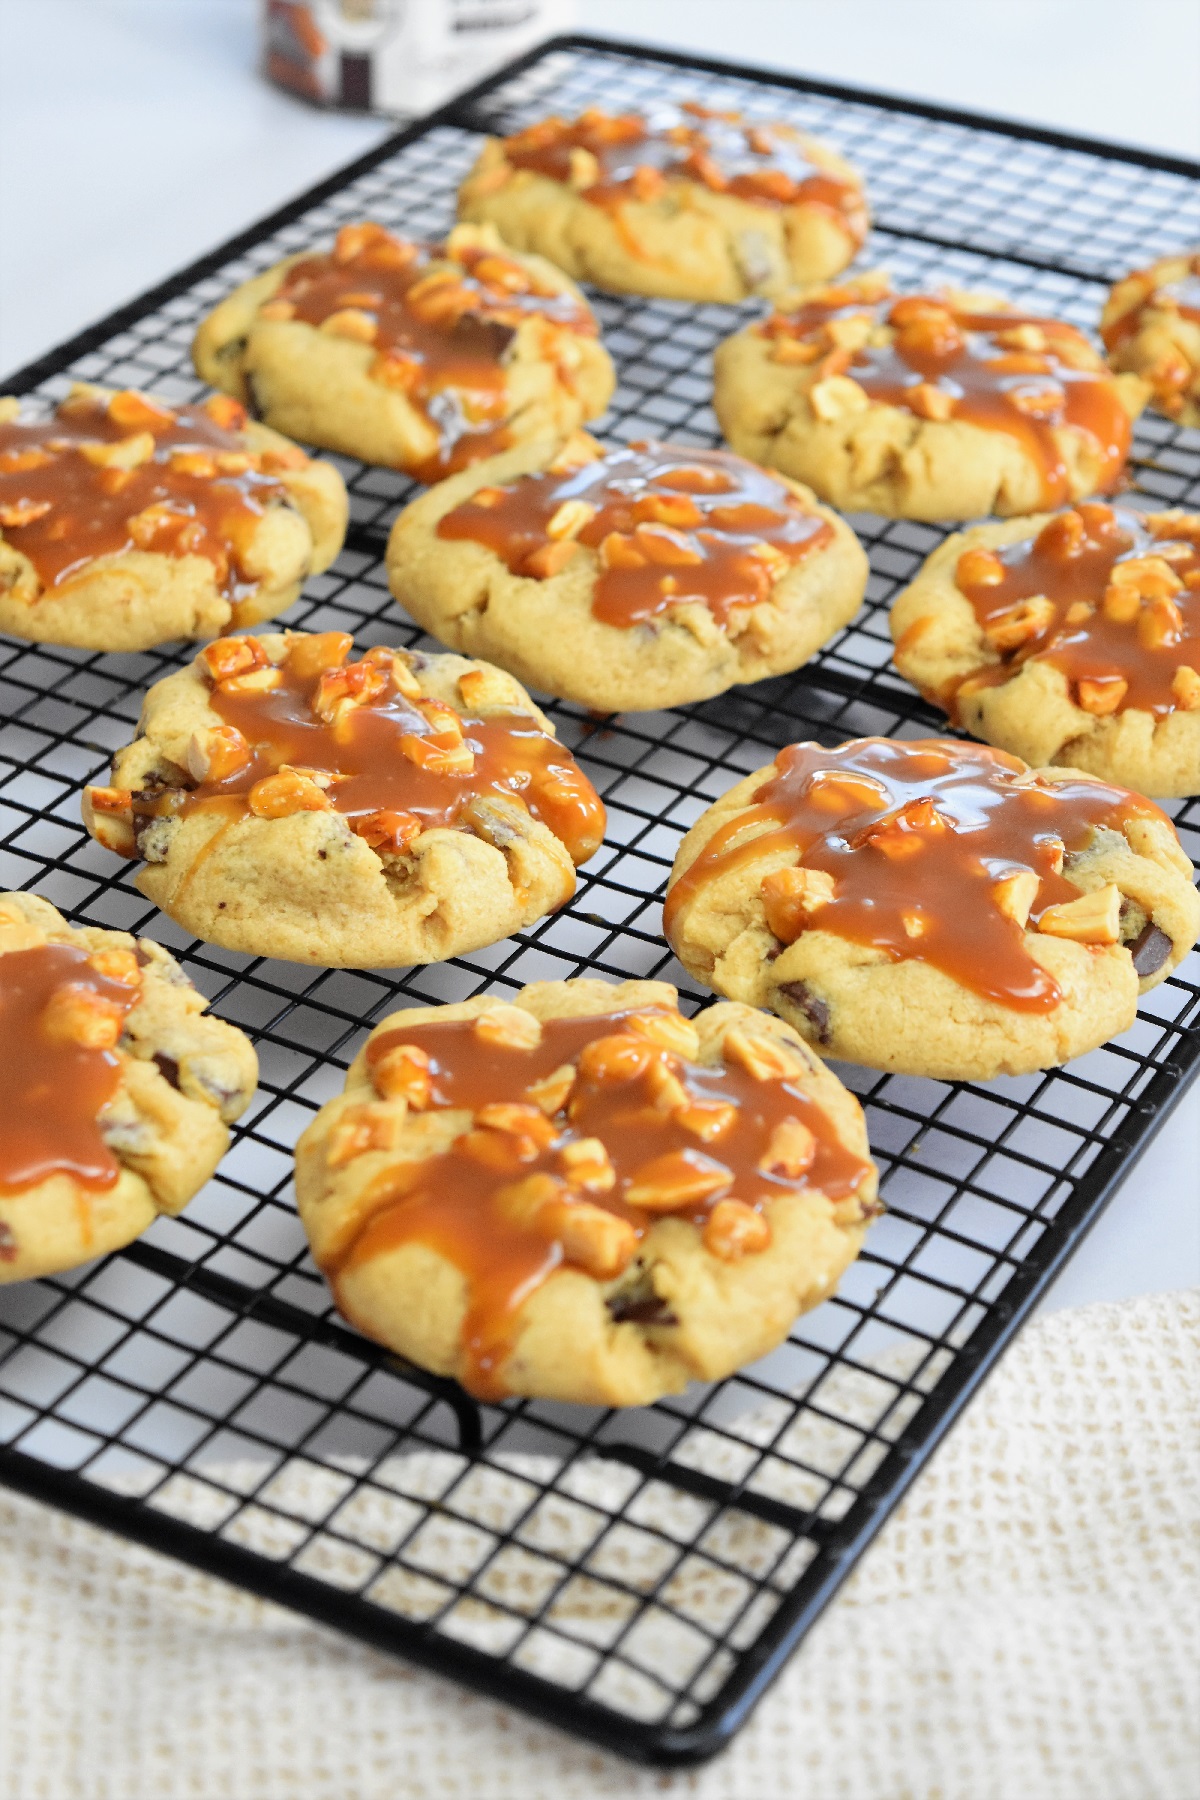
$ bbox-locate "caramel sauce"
[327,1007,871,1397]
[954,504,1200,717]
[0,943,138,1195]
[272,224,599,480]
[764,289,1132,506]
[1102,257,1200,352]
[663,737,1162,1013]
[0,392,288,598]
[158,641,605,865]
[436,441,833,629]
[501,104,867,247]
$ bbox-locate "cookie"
[1102,251,1200,427]
[0,891,256,1284]
[82,631,606,968]
[713,272,1149,522]
[192,221,615,482]
[457,101,868,303]
[294,978,878,1406]
[891,503,1200,798]
[386,431,869,712]
[0,385,347,651]
[663,736,1199,1082]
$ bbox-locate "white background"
[0,0,1197,1309]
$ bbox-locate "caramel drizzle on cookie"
[947,503,1200,720]
[0,390,293,605]
[321,1005,873,1399]
[499,103,867,250]
[760,282,1133,507]
[119,633,605,867]
[267,223,599,481]
[0,942,140,1197]
[663,737,1165,1014]
[436,439,834,629]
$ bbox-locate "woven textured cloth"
[1,1288,1197,1800]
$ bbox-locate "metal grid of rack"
[1,35,1197,1767]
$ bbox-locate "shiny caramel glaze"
[500,102,867,248]
[128,634,605,866]
[0,943,139,1194]
[270,222,600,480]
[326,1006,873,1398]
[436,439,834,630]
[950,504,1200,719]
[761,282,1132,507]
[663,737,1162,1013]
[0,389,290,599]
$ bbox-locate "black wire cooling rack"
[1,35,1198,1769]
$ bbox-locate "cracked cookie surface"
[458,102,867,303]
[192,221,614,482]
[0,891,256,1283]
[0,384,347,650]
[713,273,1148,522]
[664,736,1199,1081]
[891,503,1200,797]
[82,631,606,968]
[386,431,868,712]
[294,978,878,1406]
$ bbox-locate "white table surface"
[1,0,1197,1311]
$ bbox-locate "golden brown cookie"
[192,221,615,482]
[663,736,1199,1082]
[458,101,867,303]
[1102,251,1200,427]
[82,631,606,968]
[0,385,347,651]
[713,272,1149,522]
[0,891,257,1283]
[891,503,1200,797]
[385,431,869,712]
[294,978,878,1406]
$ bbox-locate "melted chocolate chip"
[1128,922,1173,977]
[777,980,831,1045]
[153,1053,182,1090]
[607,1290,679,1326]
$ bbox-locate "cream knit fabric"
[1,1288,1197,1800]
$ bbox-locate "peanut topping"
[0,390,290,600]
[99,635,605,869]
[327,1004,872,1398]
[0,941,141,1194]
[437,441,833,631]
[760,279,1133,506]
[1101,254,1200,417]
[267,221,599,480]
[952,504,1200,719]
[663,737,1166,1015]
[497,103,867,253]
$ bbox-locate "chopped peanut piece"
[1171,664,1200,710]
[285,632,354,680]
[476,1102,558,1149]
[0,499,52,528]
[362,645,422,699]
[258,299,296,322]
[320,308,378,344]
[474,1006,542,1051]
[523,540,580,579]
[645,1060,690,1116]
[808,374,870,422]
[399,735,475,776]
[88,947,141,988]
[598,531,648,572]
[108,390,174,430]
[634,523,703,567]
[1137,596,1184,650]
[1101,582,1141,625]
[993,870,1040,929]
[553,1199,637,1280]
[200,636,270,685]
[203,395,247,432]
[723,1026,806,1083]
[546,499,597,540]
[760,865,836,942]
[547,432,603,475]
[772,337,823,367]
[675,1100,738,1143]
[625,1149,731,1211]
[956,548,1007,589]
[247,770,332,818]
[327,1103,402,1168]
[759,1117,816,1178]
[82,787,136,857]
[907,382,955,422]
[747,540,793,584]
[371,1042,432,1107]
[221,667,284,697]
[1109,555,1183,601]
[704,1199,771,1262]
[578,1032,652,1085]
[983,596,1055,651]
[492,1171,564,1227]
[186,725,250,784]
[1036,883,1121,945]
[80,431,156,471]
[526,1062,575,1116]
[558,1136,616,1193]
[351,810,423,854]
[632,492,703,530]
[626,1011,700,1061]
[313,660,388,723]
[458,665,518,710]
[40,986,126,1050]
[1065,601,1093,625]
[1076,675,1128,716]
